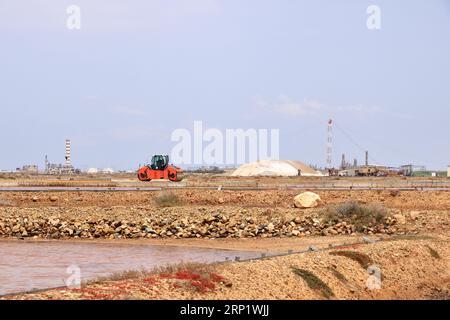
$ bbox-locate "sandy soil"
[1,189,450,210]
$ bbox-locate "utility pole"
[341,154,346,169]
[326,119,333,169]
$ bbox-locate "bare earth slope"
[5,235,449,300]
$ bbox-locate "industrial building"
[16,165,39,174]
[45,139,77,175]
[400,164,427,177]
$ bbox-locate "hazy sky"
[1,0,449,171]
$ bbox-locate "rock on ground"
[294,192,321,209]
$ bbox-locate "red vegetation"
[143,276,158,285]
[190,279,216,293]
[209,272,226,282]
[60,269,228,299]
[158,269,227,293]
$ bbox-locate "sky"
[0,0,449,171]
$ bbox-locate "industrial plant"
[44,139,77,175]
[10,122,450,178]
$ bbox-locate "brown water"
[0,240,262,295]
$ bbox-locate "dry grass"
[291,267,334,299]
[328,267,349,284]
[330,251,373,269]
[327,266,361,292]
[322,201,389,231]
[389,190,401,197]
[426,246,441,259]
[87,262,212,285]
[18,181,117,187]
[154,191,184,207]
[87,269,148,285]
[0,199,16,207]
[86,262,226,294]
[150,262,211,275]
[389,234,436,242]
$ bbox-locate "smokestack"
[65,139,72,167]
[326,119,333,169]
[365,151,369,166]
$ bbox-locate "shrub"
[323,201,388,231]
[154,191,183,207]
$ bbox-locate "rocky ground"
[1,189,450,209]
[0,187,449,300]
[1,190,449,240]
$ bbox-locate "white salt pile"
[232,160,323,177]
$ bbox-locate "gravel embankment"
[0,205,402,239]
[6,236,449,300]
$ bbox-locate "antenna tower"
[326,119,333,169]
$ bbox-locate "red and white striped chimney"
[65,139,72,167]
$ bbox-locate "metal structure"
[65,139,71,167]
[400,164,427,177]
[16,165,39,174]
[45,139,75,175]
[340,153,353,170]
[326,119,333,169]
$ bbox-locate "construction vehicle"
[137,155,184,182]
